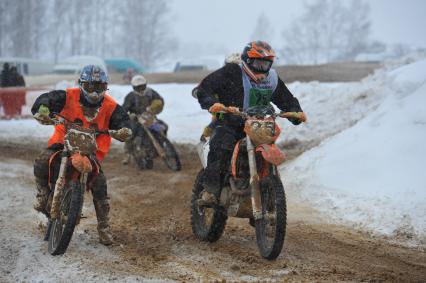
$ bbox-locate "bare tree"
[48,0,70,63]
[122,0,176,69]
[281,0,372,64]
[250,13,274,43]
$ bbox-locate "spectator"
[1,62,11,87]
[10,66,26,87]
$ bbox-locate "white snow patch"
[282,59,426,244]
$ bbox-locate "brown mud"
[0,142,425,282]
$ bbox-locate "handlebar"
[48,113,110,135]
[218,106,307,123]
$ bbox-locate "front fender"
[255,144,285,166]
[70,153,93,173]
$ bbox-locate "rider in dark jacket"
[121,75,167,166]
[194,41,305,205]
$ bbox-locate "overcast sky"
[169,0,426,56]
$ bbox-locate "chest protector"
[241,66,278,110]
[131,88,154,114]
[48,88,117,160]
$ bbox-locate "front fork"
[50,154,87,220]
[139,118,166,158]
[50,155,68,220]
[247,138,263,220]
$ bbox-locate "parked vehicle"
[53,56,107,74]
[105,58,144,74]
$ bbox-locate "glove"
[150,99,164,114]
[227,106,239,114]
[294,112,307,123]
[109,128,132,142]
[283,112,307,125]
[208,103,226,113]
[33,105,52,125]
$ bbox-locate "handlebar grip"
[280,112,307,122]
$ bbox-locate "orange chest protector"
[48,88,117,160]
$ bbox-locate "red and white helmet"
[241,41,276,81]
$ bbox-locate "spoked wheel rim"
[255,175,286,260]
[261,187,277,249]
[190,169,227,242]
[49,187,72,251]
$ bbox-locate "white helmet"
[131,75,147,87]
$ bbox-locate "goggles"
[81,81,108,94]
[250,58,273,73]
[134,84,147,93]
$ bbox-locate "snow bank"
[282,59,426,244]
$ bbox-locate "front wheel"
[131,136,153,170]
[255,175,286,260]
[159,137,181,171]
[48,180,83,255]
[191,169,227,242]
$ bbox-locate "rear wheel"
[191,169,227,242]
[48,180,83,255]
[255,175,286,260]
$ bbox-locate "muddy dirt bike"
[191,105,306,260]
[129,112,181,171]
[41,114,123,255]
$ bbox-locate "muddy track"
[0,142,425,282]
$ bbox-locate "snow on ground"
[282,59,426,244]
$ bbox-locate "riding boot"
[93,199,113,245]
[122,142,132,165]
[34,178,50,216]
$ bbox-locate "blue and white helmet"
[79,65,108,105]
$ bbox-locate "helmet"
[241,41,276,81]
[131,75,147,94]
[79,65,108,105]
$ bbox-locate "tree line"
[250,0,414,65]
[0,0,175,69]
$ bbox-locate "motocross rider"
[121,74,167,165]
[32,65,132,245]
[194,52,243,141]
[194,41,306,205]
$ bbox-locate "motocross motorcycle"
[191,105,306,260]
[129,112,181,171]
[42,114,123,255]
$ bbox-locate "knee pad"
[34,149,54,180]
[210,130,237,151]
